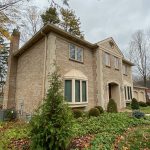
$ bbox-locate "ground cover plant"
[118,125,150,150]
[71,113,150,150]
[0,113,150,150]
[0,121,30,149]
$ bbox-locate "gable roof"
[14,24,99,56]
[97,37,124,56]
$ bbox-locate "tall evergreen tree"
[0,36,9,95]
[41,6,60,25]
[60,8,83,38]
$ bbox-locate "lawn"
[140,106,150,114]
[0,113,150,150]
[126,105,150,114]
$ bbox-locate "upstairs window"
[69,44,83,62]
[123,65,128,75]
[114,57,119,69]
[104,52,111,66]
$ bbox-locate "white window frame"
[104,52,111,67]
[64,78,88,104]
[69,44,83,62]
[114,56,119,70]
[124,85,132,101]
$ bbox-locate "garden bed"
[0,113,150,150]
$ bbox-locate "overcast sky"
[33,0,150,56]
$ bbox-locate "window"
[82,81,87,102]
[65,80,72,102]
[75,80,80,102]
[69,44,83,62]
[104,52,111,66]
[124,86,127,100]
[114,57,119,69]
[64,79,87,104]
[124,86,132,100]
[123,65,128,75]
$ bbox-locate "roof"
[133,86,148,89]
[122,58,134,66]
[97,37,124,56]
[134,80,150,88]
[14,24,99,56]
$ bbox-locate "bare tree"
[129,30,150,86]
[19,6,43,43]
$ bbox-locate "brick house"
[3,24,134,115]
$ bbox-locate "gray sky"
[33,0,150,56]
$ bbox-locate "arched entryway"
[108,82,120,108]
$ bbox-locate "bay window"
[64,79,88,104]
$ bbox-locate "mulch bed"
[68,134,95,150]
[7,138,30,150]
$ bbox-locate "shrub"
[95,106,104,114]
[89,108,100,117]
[4,108,17,121]
[131,98,139,110]
[132,111,145,119]
[30,69,74,150]
[107,99,118,113]
[138,101,147,107]
[146,101,150,106]
[72,109,83,118]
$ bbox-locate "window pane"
[82,81,87,102]
[77,47,83,62]
[65,80,72,102]
[124,86,127,100]
[115,57,119,69]
[105,53,110,66]
[75,80,80,102]
[70,44,75,59]
[130,87,132,99]
[127,86,130,100]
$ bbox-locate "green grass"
[126,105,150,114]
[118,125,150,150]
[140,106,150,114]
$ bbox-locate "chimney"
[10,29,20,52]
[3,29,20,109]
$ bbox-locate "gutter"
[41,30,48,100]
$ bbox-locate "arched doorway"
[108,82,120,107]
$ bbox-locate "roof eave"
[14,24,98,57]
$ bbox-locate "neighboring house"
[134,80,150,102]
[133,86,147,102]
[3,24,134,115]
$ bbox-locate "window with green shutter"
[75,80,80,102]
[82,81,87,102]
[65,80,72,102]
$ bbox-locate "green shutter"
[75,80,80,102]
[82,81,87,102]
[65,80,72,102]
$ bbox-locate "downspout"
[41,30,48,101]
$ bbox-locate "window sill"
[69,58,84,64]
[67,102,88,108]
[115,68,119,71]
[105,65,111,68]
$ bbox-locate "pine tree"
[60,8,84,38]
[30,68,74,150]
[0,37,9,95]
[41,6,60,25]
